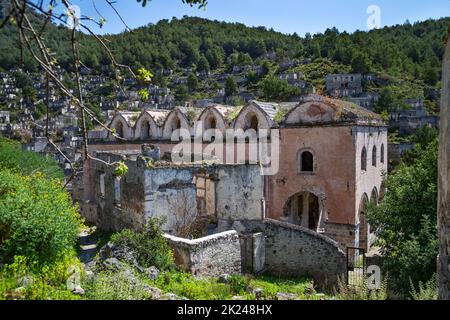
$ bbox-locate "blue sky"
[65,0,450,35]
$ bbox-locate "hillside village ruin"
[68,94,388,287]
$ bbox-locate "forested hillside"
[0,0,449,105]
[0,3,448,79]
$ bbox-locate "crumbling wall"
[94,154,147,232]
[164,231,242,277]
[438,32,450,300]
[263,219,346,289]
[215,165,264,221]
[144,167,198,234]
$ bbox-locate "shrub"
[0,169,83,265]
[83,270,151,300]
[0,255,82,300]
[110,219,174,270]
[153,270,231,300]
[410,274,438,300]
[335,276,388,300]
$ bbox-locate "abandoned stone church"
[77,94,387,286]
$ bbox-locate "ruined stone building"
[82,147,263,235]
[82,94,387,252]
[326,74,363,98]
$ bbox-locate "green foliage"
[110,219,174,270]
[137,88,149,101]
[335,276,388,300]
[83,270,151,300]
[245,274,317,300]
[273,107,289,122]
[152,270,317,300]
[136,67,153,84]
[410,274,438,300]
[294,58,351,91]
[224,76,238,97]
[367,139,438,295]
[153,270,232,300]
[113,161,129,177]
[0,169,83,265]
[0,137,63,180]
[187,73,199,92]
[227,105,243,122]
[260,76,300,101]
[0,254,82,300]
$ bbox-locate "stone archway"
[282,191,322,231]
[358,193,369,251]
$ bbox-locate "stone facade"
[85,95,386,251]
[262,219,346,290]
[218,219,346,289]
[164,231,242,277]
[438,33,450,300]
[326,74,363,98]
[83,148,264,234]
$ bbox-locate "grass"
[148,270,321,300]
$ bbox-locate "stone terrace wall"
[164,231,241,277]
[262,219,346,289]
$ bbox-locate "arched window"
[175,117,181,130]
[380,144,385,164]
[115,122,124,139]
[298,150,315,173]
[361,147,367,171]
[249,114,259,131]
[208,117,216,129]
[141,121,150,140]
[372,146,377,167]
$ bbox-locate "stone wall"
[215,165,264,221]
[262,219,346,290]
[219,219,346,289]
[438,33,450,300]
[164,231,242,277]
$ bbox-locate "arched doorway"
[370,187,378,205]
[282,192,321,231]
[358,193,369,251]
[245,113,259,131]
[115,122,124,139]
[141,121,150,140]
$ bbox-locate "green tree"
[375,87,401,114]
[260,76,300,101]
[197,55,210,74]
[351,52,371,73]
[225,76,238,97]
[174,84,189,103]
[187,73,199,92]
[367,138,438,295]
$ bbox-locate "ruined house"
[326,74,363,98]
[82,146,264,235]
[85,95,387,252]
